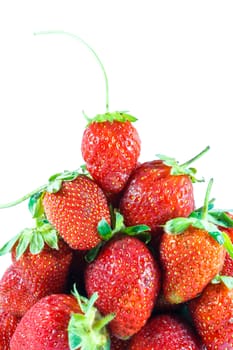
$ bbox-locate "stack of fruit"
[0,32,233,350]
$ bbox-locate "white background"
[0,1,233,278]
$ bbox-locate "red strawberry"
[0,310,20,350]
[0,264,38,317]
[85,235,161,338]
[11,239,73,300]
[81,116,141,195]
[189,277,233,349]
[43,174,111,250]
[160,226,226,304]
[160,180,233,304]
[128,314,202,349]
[0,170,111,251]
[119,147,209,233]
[10,290,114,350]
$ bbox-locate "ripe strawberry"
[189,277,233,349]
[160,180,233,304]
[128,314,202,349]
[11,239,73,300]
[0,170,111,251]
[119,147,209,234]
[0,264,38,317]
[85,235,161,339]
[82,116,141,195]
[160,225,226,304]
[0,310,20,350]
[10,290,114,350]
[43,174,111,249]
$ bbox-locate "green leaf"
[85,242,103,263]
[42,229,59,250]
[28,192,45,218]
[46,179,63,193]
[30,231,44,255]
[123,224,150,235]
[112,212,125,233]
[97,219,112,240]
[88,111,137,125]
[220,275,233,289]
[208,210,233,228]
[15,228,33,260]
[68,319,82,350]
[222,231,233,259]
[0,233,21,256]
[212,274,233,289]
[164,217,194,234]
[103,338,111,350]
[208,231,225,245]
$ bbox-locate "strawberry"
[189,276,233,349]
[82,116,141,195]
[160,180,233,304]
[0,310,20,350]
[0,264,38,317]
[43,174,111,250]
[128,314,202,349]
[11,239,73,300]
[119,147,209,234]
[85,235,161,339]
[0,170,111,251]
[10,288,114,350]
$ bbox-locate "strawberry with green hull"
[42,174,111,250]
[0,169,111,251]
[128,314,202,350]
[10,287,114,350]
[82,114,141,195]
[160,179,233,304]
[85,234,161,339]
[0,310,20,350]
[120,147,209,234]
[189,276,233,349]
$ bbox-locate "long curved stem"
[34,30,109,112]
[181,145,210,168]
[0,184,47,209]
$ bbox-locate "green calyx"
[0,166,89,210]
[85,211,151,262]
[156,145,210,183]
[68,285,115,350]
[0,218,58,260]
[164,178,233,258]
[84,110,137,126]
[211,275,233,290]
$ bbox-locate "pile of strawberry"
[0,32,233,350]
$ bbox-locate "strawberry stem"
[201,178,213,220]
[181,145,210,168]
[34,30,110,113]
[0,184,47,209]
